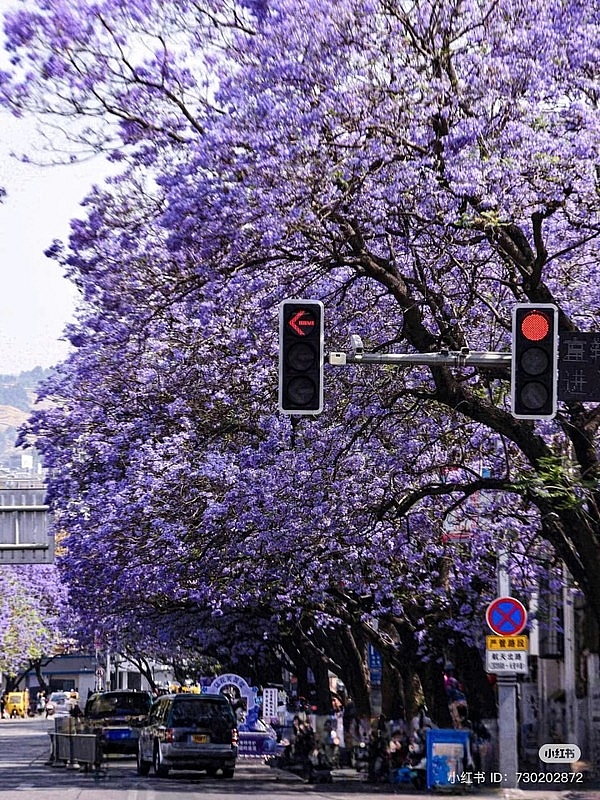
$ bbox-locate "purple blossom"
[3,0,600,715]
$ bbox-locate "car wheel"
[221,767,235,779]
[137,744,151,776]
[153,741,169,777]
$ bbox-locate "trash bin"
[426,728,471,790]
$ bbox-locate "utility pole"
[563,565,578,748]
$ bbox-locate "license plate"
[191,734,209,743]
[107,729,130,740]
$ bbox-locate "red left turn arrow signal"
[288,310,315,336]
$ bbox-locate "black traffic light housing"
[511,304,558,419]
[278,299,323,415]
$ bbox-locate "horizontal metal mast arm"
[328,350,512,368]
[0,543,50,550]
[0,505,50,511]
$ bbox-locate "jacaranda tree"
[0,564,70,690]
[4,0,600,720]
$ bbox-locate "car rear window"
[170,699,233,727]
[86,692,151,719]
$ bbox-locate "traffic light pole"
[326,333,547,788]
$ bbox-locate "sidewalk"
[260,761,600,797]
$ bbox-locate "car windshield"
[86,693,150,719]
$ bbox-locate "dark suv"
[84,690,152,754]
[137,693,238,778]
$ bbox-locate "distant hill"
[0,367,53,463]
[0,405,28,431]
[0,367,50,412]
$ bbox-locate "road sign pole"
[497,674,519,788]
[497,549,510,597]
[493,563,520,789]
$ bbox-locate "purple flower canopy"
[0,565,69,677]
[2,0,599,674]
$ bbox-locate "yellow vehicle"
[5,690,30,718]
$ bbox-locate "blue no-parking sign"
[486,596,527,636]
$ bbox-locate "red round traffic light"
[520,311,550,341]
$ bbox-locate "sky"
[0,112,110,376]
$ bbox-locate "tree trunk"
[418,660,452,727]
[33,660,49,695]
[449,644,497,720]
[381,659,406,723]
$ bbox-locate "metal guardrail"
[48,721,103,772]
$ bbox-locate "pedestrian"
[367,715,390,782]
[409,706,432,767]
[330,692,345,765]
[388,728,409,770]
[444,662,468,727]
[469,713,491,771]
[320,717,340,768]
[342,695,359,763]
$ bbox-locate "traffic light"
[278,299,324,414]
[511,304,558,419]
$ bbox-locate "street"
[1,717,600,800]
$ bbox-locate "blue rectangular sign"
[559,332,600,401]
